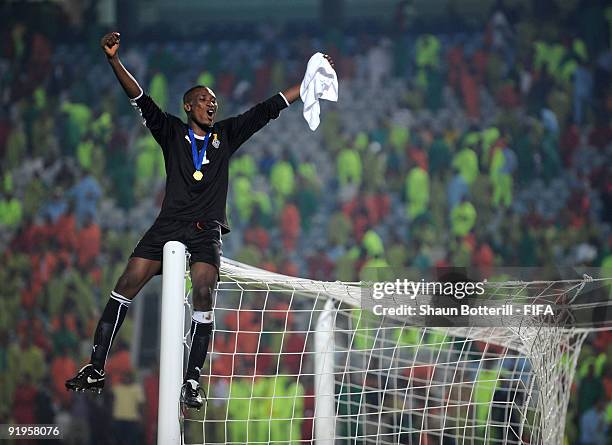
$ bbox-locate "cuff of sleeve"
[279,92,290,107]
[130,89,144,102]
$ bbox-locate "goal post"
[158,241,188,445]
[314,298,336,444]
[157,251,609,445]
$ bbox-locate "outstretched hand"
[101,32,121,59]
[281,53,337,104]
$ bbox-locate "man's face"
[185,87,218,127]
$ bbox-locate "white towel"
[300,52,338,131]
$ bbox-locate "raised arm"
[101,32,143,99]
[224,53,336,155]
[281,54,335,104]
[102,32,172,146]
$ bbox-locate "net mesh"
[176,259,609,445]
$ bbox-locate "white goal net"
[168,256,610,445]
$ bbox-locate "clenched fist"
[101,32,121,59]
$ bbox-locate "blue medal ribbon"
[189,128,211,173]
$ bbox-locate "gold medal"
[193,170,203,181]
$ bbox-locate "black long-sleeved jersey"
[131,92,288,233]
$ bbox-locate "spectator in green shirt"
[61,101,92,155]
[228,377,251,442]
[405,166,430,220]
[0,192,22,228]
[337,146,362,188]
[270,159,295,208]
[451,199,476,237]
[362,229,384,258]
[452,146,479,185]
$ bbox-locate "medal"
[188,128,211,182]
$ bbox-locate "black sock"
[90,291,131,371]
[185,318,213,382]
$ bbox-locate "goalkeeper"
[65,31,334,410]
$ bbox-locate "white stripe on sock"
[104,303,126,367]
[111,291,132,306]
[190,321,198,349]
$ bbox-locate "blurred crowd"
[1,0,612,443]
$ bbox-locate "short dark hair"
[183,85,207,104]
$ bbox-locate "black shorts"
[131,218,222,271]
